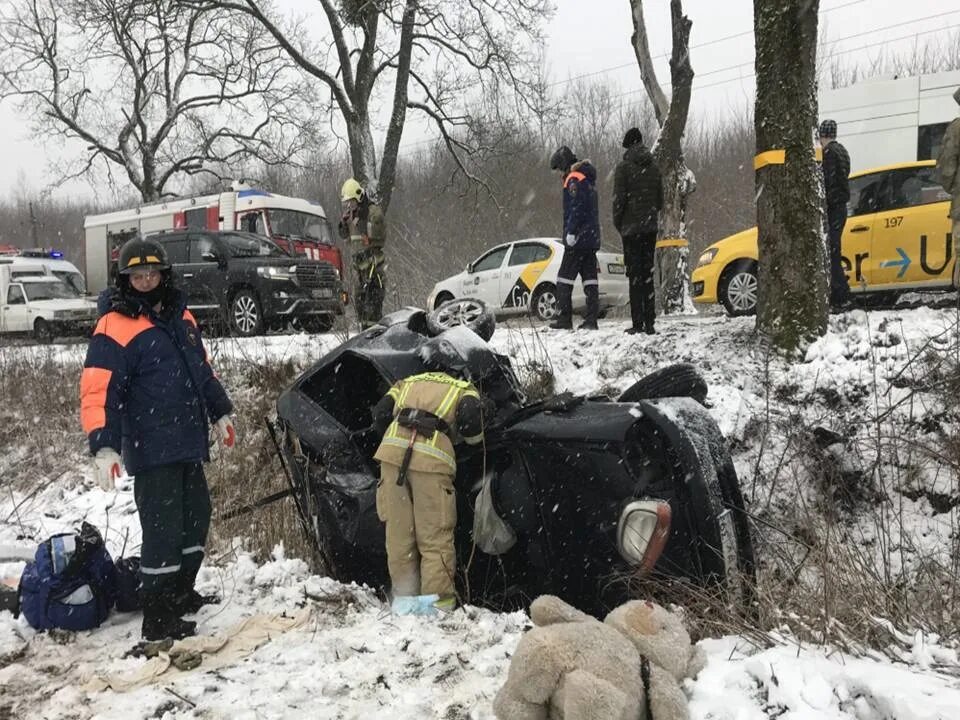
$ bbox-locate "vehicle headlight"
[696,248,718,268]
[617,500,672,572]
[257,266,295,280]
[52,311,68,320]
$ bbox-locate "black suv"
[149,230,343,336]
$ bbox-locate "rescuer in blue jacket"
[80,236,235,642]
[548,145,601,330]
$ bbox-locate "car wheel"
[34,318,54,344]
[529,283,558,321]
[426,297,496,341]
[618,363,708,405]
[433,291,455,310]
[718,261,758,316]
[229,289,263,337]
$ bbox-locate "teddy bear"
[492,595,706,720]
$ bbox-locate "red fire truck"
[83,184,344,294]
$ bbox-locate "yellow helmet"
[340,178,364,202]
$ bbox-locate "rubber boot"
[174,570,220,615]
[174,588,220,616]
[141,591,197,642]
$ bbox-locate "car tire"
[618,363,708,405]
[34,318,54,344]
[426,297,496,341]
[529,283,559,322]
[718,260,758,317]
[433,291,455,310]
[229,289,264,337]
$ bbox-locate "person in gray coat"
[613,128,662,334]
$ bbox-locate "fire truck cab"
[83,184,343,294]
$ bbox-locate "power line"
[615,18,960,100]
[397,8,960,157]
[544,0,870,90]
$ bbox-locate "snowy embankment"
[2,307,960,719]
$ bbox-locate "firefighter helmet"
[117,236,170,275]
[340,178,364,203]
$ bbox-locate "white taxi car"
[427,237,628,321]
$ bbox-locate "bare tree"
[198,0,552,213]
[0,0,315,201]
[628,0,696,314]
[754,0,827,350]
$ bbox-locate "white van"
[3,252,87,295]
[0,264,98,342]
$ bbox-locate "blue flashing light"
[50,251,63,258]
[237,189,273,198]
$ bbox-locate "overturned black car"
[273,301,754,615]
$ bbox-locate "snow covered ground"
[2,307,959,719]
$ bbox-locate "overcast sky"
[0,0,957,201]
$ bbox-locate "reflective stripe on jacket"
[373,372,481,474]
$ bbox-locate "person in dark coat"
[80,236,235,642]
[819,119,851,308]
[613,127,663,334]
[548,145,601,330]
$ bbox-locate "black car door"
[185,234,228,313]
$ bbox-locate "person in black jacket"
[548,145,601,330]
[613,128,663,334]
[81,236,236,642]
[819,119,851,308]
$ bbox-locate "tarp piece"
[84,609,311,693]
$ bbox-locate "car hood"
[235,256,329,269]
[707,226,758,253]
[28,298,98,313]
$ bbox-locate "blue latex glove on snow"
[391,594,440,616]
[565,234,576,247]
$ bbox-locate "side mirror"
[466,262,474,274]
[200,251,219,263]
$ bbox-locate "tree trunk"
[754,0,828,350]
[656,157,696,313]
[629,0,696,315]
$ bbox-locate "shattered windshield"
[22,280,77,301]
[220,232,287,258]
[269,209,332,244]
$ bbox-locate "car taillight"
[616,500,671,572]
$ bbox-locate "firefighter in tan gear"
[372,371,485,615]
[338,178,386,328]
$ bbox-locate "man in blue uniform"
[81,236,236,641]
[548,145,601,330]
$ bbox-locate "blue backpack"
[17,522,118,631]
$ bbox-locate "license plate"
[607,263,625,274]
[311,288,333,298]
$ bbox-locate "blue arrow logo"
[880,247,911,278]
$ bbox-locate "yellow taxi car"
[692,160,955,315]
